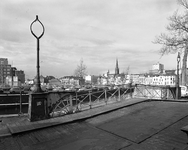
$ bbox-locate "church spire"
[115,58,119,75]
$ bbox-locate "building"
[152,75,176,86]
[165,70,176,75]
[136,74,176,86]
[0,58,26,86]
[49,78,61,87]
[59,76,85,87]
[85,75,98,85]
[98,59,128,85]
[5,76,19,87]
[0,58,11,85]
[150,62,164,74]
[131,74,140,84]
[15,70,25,84]
[106,59,120,78]
[5,70,26,87]
[115,59,120,76]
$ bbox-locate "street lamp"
[30,15,45,93]
[176,52,181,99]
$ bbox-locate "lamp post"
[176,52,181,99]
[30,15,45,93]
[29,15,49,122]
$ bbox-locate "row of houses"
[23,61,178,88]
[96,74,176,86]
[24,73,177,88]
[56,73,176,87]
[132,74,176,86]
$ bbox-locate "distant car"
[23,85,32,91]
[180,85,188,97]
[46,85,53,91]
[2,87,11,92]
[9,87,22,94]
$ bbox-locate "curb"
[0,113,28,118]
[0,133,11,138]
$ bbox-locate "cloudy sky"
[0,0,182,78]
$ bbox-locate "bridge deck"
[1,98,188,150]
[0,98,146,136]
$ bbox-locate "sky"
[0,0,183,78]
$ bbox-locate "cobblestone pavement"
[1,100,188,150]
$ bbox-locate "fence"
[0,93,29,115]
[49,87,133,117]
[133,84,176,100]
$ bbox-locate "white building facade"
[137,75,176,86]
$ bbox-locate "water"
[0,105,28,115]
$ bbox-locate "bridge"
[0,84,188,150]
[0,84,178,117]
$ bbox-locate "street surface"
[1,101,188,150]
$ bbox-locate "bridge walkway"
[0,98,147,137]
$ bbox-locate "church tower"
[115,59,119,75]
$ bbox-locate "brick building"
[0,58,11,85]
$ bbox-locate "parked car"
[2,86,11,93]
[9,87,22,94]
[180,85,188,97]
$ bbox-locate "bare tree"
[154,0,188,85]
[74,58,87,78]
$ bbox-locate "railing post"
[89,91,92,109]
[118,87,121,101]
[75,91,78,111]
[69,95,73,113]
[70,95,73,107]
[105,89,107,104]
[128,83,132,98]
[19,89,22,115]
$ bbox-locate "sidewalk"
[0,98,148,137]
[1,98,188,139]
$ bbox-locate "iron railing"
[133,84,176,100]
[50,87,133,117]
